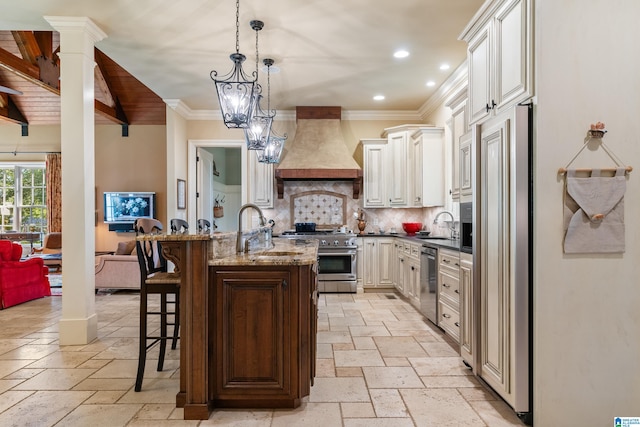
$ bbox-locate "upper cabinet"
[249,154,274,208]
[363,126,444,209]
[460,0,533,125]
[362,138,388,208]
[445,89,468,201]
[411,127,445,207]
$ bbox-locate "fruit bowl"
[402,222,422,235]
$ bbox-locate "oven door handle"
[319,251,357,257]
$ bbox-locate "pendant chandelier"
[243,34,274,150]
[257,130,287,164]
[256,59,287,163]
[210,0,257,129]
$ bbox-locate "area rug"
[49,273,62,296]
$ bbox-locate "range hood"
[275,106,363,199]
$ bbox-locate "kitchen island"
[138,234,318,420]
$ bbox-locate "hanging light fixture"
[210,0,257,129]
[256,59,287,163]
[257,130,287,163]
[243,35,274,150]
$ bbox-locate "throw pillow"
[115,240,136,255]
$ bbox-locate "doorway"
[188,140,248,232]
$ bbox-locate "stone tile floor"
[0,291,526,426]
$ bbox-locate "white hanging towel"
[563,168,626,253]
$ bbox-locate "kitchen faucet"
[433,210,457,239]
[236,203,267,253]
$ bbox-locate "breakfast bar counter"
[137,234,318,420]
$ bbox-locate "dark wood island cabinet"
[211,263,317,408]
[138,234,318,420]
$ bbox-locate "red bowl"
[402,222,422,235]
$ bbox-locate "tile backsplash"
[260,180,456,236]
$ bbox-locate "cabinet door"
[459,254,474,371]
[408,258,421,308]
[363,144,388,208]
[459,131,473,201]
[467,23,492,125]
[377,238,394,286]
[450,100,467,200]
[479,116,510,397]
[494,0,532,113]
[249,155,274,208]
[216,269,290,395]
[362,239,378,288]
[412,136,423,206]
[388,132,408,206]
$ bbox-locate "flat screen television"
[103,192,156,224]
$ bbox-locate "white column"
[45,16,107,345]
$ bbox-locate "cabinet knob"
[442,283,450,288]
[411,266,415,271]
[442,313,451,319]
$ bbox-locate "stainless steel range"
[280,230,357,293]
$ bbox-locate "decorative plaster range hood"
[275,107,363,199]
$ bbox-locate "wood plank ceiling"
[0,30,166,129]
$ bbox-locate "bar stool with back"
[133,218,181,392]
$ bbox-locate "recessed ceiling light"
[393,50,409,58]
[439,64,450,70]
[426,81,436,87]
[373,95,385,101]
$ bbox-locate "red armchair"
[0,241,50,309]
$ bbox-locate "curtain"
[46,153,62,233]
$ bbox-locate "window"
[0,164,47,234]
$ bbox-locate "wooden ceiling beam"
[0,93,29,133]
[12,31,43,66]
[95,99,126,125]
[94,49,116,107]
[0,46,59,95]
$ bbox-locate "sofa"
[0,241,50,309]
[94,240,140,290]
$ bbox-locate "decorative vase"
[357,220,367,234]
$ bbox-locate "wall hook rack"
[557,122,633,175]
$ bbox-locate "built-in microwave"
[460,202,472,254]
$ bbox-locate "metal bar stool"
[134,218,181,392]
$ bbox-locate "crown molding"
[162,100,423,123]
[417,60,469,120]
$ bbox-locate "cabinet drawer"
[439,271,460,305]
[439,301,460,343]
[402,242,411,255]
[410,244,421,259]
[438,251,460,275]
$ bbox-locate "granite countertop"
[209,237,319,266]
[356,232,460,251]
[136,233,211,241]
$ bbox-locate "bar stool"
[134,218,181,392]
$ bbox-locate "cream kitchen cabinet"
[362,132,408,208]
[395,240,421,308]
[361,237,394,289]
[362,139,388,208]
[249,154,274,208]
[445,89,467,201]
[411,127,445,207]
[460,0,533,125]
[437,248,460,343]
[459,131,473,203]
[459,252,474,371]
[393,241,404,294]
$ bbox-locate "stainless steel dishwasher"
[420,245,438,325]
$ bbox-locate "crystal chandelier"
[256,59,287,163]
[257,130,287,163]
[243,37,274,150]
[210,0,257,129]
